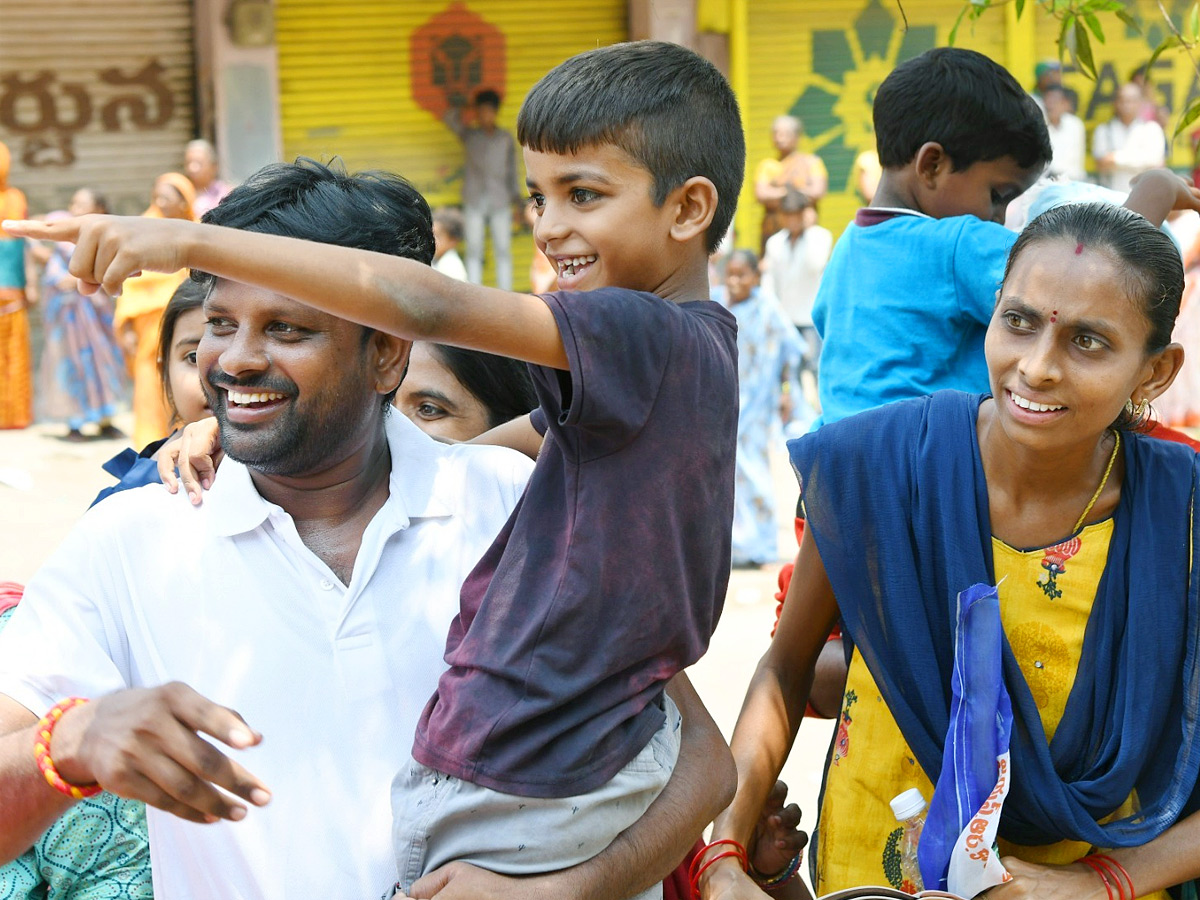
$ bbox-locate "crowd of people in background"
[3,36,1200,900]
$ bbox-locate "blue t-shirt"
[812,211,1016,425]
[413,287,739,798]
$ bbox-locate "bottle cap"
[890,788,926,821]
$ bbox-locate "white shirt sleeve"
[0,511,131,715]
[1092,122,1114,162]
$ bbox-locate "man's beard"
[205,372,367,477]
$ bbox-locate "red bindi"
[1050,309,1058,323]
[1075,242,1084,255]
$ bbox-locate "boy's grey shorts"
[391,694,682,900]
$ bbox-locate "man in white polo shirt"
[0,161,731,900]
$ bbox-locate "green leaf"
[1115,9,1140,31]
[1084,12,1106,41]
[1174,99,1200,139]
[1191,2,1199,42]
[1073,20,1097,78]
[948,4,969,45]
[1057,11,1075,52]
[1146,34,1182,74]
[1015,0,1026,15]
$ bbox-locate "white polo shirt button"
[319,579,335,591]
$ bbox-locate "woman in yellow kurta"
[115,173,195,448]
[0,142,32,429]
[703,203,1200,900]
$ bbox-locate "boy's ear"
[914,142,951,188]
[668,176,719,244]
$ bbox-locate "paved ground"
[0,415,834,885]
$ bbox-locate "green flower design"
[791,0,936,187]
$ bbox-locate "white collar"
[204,412,454,538]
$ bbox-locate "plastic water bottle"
[890,788,927,895]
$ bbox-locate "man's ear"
[669,176,719,244]
[373,332,411,397]
[913,142,950,189]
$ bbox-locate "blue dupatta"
[788,390,1200,847]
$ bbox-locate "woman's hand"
[984,857,1109,900]
[749,780,807,878]
[157,416,223,504]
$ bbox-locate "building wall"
[275,0,627,290]
[0,0,196,216]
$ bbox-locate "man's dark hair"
[517,40,745,254]
[474,88,501,109]
[196,157,435,404]
[874,47,1051,172]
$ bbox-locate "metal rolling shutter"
[0,0,195,216]
[276,0,627,291]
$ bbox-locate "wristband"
[33,697,102,800]
[751,850,804,891]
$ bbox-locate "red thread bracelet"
[33,697,101,800]
[1089,854,1136,899]
[689,839,748,900]
[1080,856,1118,900]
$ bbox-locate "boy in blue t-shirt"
[813,47,1052,426]
[9,41,743,900]
[814,47,1198,428]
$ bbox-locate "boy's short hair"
[779,188,812,214]
[433,206,465,242]
[474,89,501,109]
[517,40,745,254]
[874,47,1051,172]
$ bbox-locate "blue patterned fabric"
[0,608,152,899]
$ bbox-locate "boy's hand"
[404,862,547,900]
[51,682,270,824]
[749,780,808,877]
[0,216,193,297]
[1125,168,1200,224]
[157,416,223,505]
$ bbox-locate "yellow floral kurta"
[815,519,1169,899]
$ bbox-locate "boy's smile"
[524,143,678,295]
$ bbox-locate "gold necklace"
[1072,431,1121,534]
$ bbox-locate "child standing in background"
[717,249,806,568]
[432,207,468,282]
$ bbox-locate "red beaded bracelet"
[33,697,101,800]
[689,838,748,900]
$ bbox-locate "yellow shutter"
[277,0,628,290]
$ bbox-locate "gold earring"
[1125,398,1149,420]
